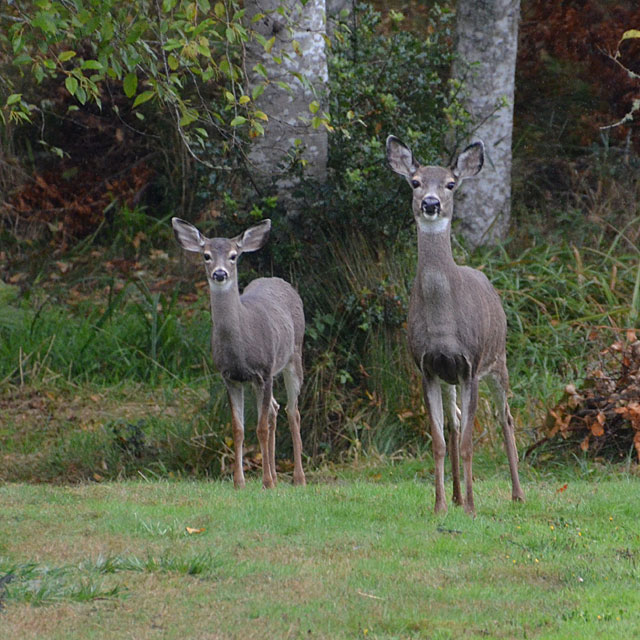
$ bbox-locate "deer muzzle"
[212,269,228,282]
[421,196,441,217]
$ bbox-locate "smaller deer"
[172,217,306,489]
[386,135,525,515]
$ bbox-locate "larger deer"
[386,135,525,515]
[172,217,306,489]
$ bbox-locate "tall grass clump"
[299,230,419,458]
[0,278,211,386]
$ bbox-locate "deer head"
[386,136,484,233]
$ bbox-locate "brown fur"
[386,136,525,515]
[172,218,306,489]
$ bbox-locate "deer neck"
[413,222,461,337]
[416,222,457,281]
[208,284,245,362]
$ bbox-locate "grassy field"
[1,463,639,639]
[1,162,639,638]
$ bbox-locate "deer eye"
[229,252,238,262]
[446,181,456,190]
[411,179,420,189]
[203,253,212,262]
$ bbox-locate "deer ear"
[235,219,271,253]
[453,141,484,181]
[386,135,420,181]
[172,217,205,253]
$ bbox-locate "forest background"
[1,0,640,483]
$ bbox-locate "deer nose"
[212,269,228,282]
[421,197,440,215]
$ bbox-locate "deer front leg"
[442,383,462,506]
[226,382,246,489]
[423,377,446,513]
[460,378,479,516]
[255,378,276,489]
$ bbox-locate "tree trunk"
[244,0,328,213]
[454,0,520,247]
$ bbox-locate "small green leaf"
[75,86,87,104]
[132,90,154,108]
[238,95,250,105]
[252,84,265,100]
[123,72,138,98]
[82,59,103,70]
[179,110,198,126]
[253,110,268,121]
[219,58,235,78]
[230,116,246,126]
[59,50,76,62]
[197,43,211,58]
[309,100,320,114]
[168,54,179,70]
[214,2,226,18]
[225,27,235,43]
[621,29,640,41]
[12,53,32,66]
[253,63,268,80]
[65,76,79,96]
[33,64,45,83]
[275,80,292,94]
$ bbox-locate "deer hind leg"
[254,378,276,489]
[459,377,479,516]
[442,383,462,506]
[488,371,525,503]
[283,355,306,486]
[267,396,279,486]
[423,376,446,513]
[226,382,246,489]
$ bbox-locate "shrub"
[321,2,468,241]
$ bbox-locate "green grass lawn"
[1,465,639,639]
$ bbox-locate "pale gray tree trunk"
[244,0,328,213]
[454,0,520,247]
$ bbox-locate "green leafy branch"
[0,0,302,160]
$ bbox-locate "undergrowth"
[1,216,639,482]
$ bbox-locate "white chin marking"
[417,215,450,234]
[209,279,233,292]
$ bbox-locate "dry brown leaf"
[186,527,205,535]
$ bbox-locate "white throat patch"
[208,277,234,293]
[417,215,450,234]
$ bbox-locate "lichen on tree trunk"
[454,0,520,247]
